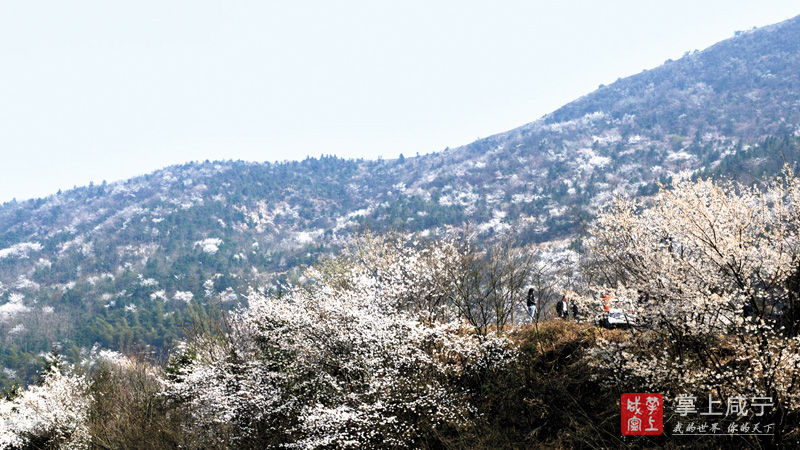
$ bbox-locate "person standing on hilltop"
[556,295,569,320]
[526,288,537,323]
[571,298,580,322]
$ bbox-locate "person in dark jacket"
[571,299,580,322]
[526,288,537,323]
[556,296,569,319]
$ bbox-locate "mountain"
[1,13,800,386]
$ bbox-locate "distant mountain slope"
[439,14,800,215]
[548,18,800,138]
[1,13,800,386]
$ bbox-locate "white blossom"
[173,291,194,304]
[0,367,91,449]
[583,170,800,413]
[194,238,223,254]
[165,237,518,448]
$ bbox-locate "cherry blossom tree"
[582,171,800,445]
[319,230,536,334]
[0,360,91,450]
[165,237,519,449]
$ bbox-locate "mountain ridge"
[1,12,800,385]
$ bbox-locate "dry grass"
[446,320,728,449]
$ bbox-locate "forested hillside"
[2,14,800,388]
[4,173,800,448]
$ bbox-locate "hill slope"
[2,13,800,385]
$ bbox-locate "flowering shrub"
[165,244,519,449]
[0,365,91,450]
[583,171,800,442]
[316,230,536,333]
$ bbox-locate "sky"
[1,1,799,203]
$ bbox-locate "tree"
[335,230,538,335]
[444,232,534,335]
[0,358,91,449]
[582,171,800,446]
[164,235,518,449]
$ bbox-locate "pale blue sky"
[1,1,798,203]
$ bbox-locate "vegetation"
[4,11,800,448]
[4,14,800,388]
[581,169,800,448]
[5,167,800,448]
